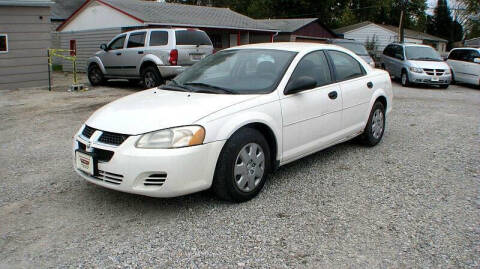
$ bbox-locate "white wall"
[342,24,397,53]
[60,1,142,32]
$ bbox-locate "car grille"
[77,142,114,162]
[423,69,445,76]
[81,125,129,146]
[144,173,167,186]
[415,79,447,84]
[94,170,124,185]
[98,131,129,146]
[82,125,96,138]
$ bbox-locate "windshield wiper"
[184,82,236,94]
[161,79,192,92]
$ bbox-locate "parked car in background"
[87,28,213,88]
[381,43,451,88]
[74,43,393,202]
[327,39,375,67]
[447,48,480,87]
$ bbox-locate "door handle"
[328,91,338,99]
[367,81,373,88]
[138,51,144,54]
[116,52,122,56]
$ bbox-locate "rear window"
[150,31,168,46]
[175,30,212,46]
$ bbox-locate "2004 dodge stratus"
[73,43,393,202]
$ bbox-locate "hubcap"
[402,73,407,85]
[234,143,265,192]
[371,109,384,139]
[144,71,157,88]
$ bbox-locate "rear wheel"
[88,64,105,86]
[212,128,271,202]
[401,70,410,87]
[359,101,386,147]
[439,84,449,89]
[142,66,163,89]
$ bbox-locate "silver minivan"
[87,28,213,88]
[381,43,451,88]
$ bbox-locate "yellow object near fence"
[47,49,83,91]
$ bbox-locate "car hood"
[409,60,450,69]
[360,55,373,63]
[86,88,259,135]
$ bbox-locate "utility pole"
[399,0,408,43]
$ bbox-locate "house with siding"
[335,21,448,54]
[0,0,53,90]
[258,18,337,43]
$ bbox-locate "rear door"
[174,30,213,66]
[101,34,126,76]
[122,31,147,76]
[327,50,372,135]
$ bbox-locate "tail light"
[169,49,178,66]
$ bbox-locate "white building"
[335,21,448,54]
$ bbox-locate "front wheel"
[212,128,271,202]
[359,102,386,147]
[401,71,410,87]
[87,64,105,86]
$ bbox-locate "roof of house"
[257,18,318,32]
[335,21,447,42]
[60,0,276,32]
[51,0,85,20]
[0,0,53,6]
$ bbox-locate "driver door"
[280,50,343,163]
[101,34,126,76]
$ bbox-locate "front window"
[108,35,126,50]
[171,49,297,94]
[406,46,442,61]
[336,43,369,56]
[0,34,7,53]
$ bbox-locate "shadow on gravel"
[78,140,363,212]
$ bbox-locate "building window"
[0,34,7,53]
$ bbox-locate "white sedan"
[73,43,393,202]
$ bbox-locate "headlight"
[445,69,451,75]
[409,67,423,73]
[135,125,205,149]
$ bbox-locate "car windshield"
[335,43,369,56]
[406,46,442,61]
[170,49,297,94]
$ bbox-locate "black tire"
[359,102,386,147]
[439,84,449,89]
[87,64,105,86]
[212,128,271,202]
[401,70,410,87]
[141,66,163,89]
[128,79,140,85]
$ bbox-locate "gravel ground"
[0,81,479,268]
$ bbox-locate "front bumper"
[73,134,225,198]
[408,71,451,85]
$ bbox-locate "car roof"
[229,42,349,53]
[450,47,480,51]
[123,28,202,34]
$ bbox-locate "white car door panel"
[280,50,343,162]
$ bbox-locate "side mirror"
[284,76,317,95]
[474,58,480,64]
[100,44,108,51]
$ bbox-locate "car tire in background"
[401,70,411,87]
[142,66,163,89]
[87,64,106,86]
[439,84,449,89]
[359,101,386,147]
[212,128,271,203]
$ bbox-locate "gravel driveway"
[0,82,479,268]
